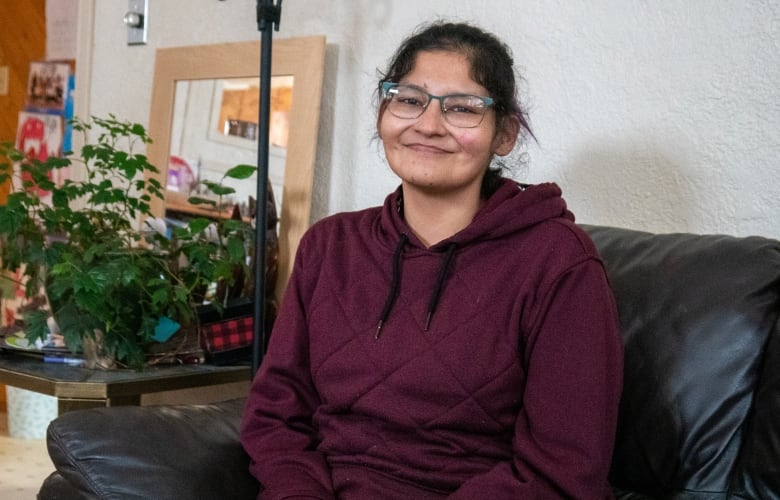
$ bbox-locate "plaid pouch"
[198,299,255,365]
[202,316,253,353]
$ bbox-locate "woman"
[241,21,623,499]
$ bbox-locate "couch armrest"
[582,225,780,496]
[40,398,258,500]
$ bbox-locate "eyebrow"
[396,82,487,97]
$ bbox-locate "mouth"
[404,142,450,155]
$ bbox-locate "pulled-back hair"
[378,21,533,196]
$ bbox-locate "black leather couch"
[38,225,780,499]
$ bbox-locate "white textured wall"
[86,0,779,238]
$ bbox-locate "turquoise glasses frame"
[381,82,495,128]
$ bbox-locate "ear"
[492,116,520,156]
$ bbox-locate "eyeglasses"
[381,82,495,129]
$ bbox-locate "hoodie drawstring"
[375,235,457,338]
[376,234,408,339]
[425,243,456,331]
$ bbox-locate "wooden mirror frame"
[146,36,326,302]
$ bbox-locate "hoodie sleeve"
[240,238,336,500]
[448,257,623,499]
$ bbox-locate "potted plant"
[0,115,256,370]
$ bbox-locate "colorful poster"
[15,111,65,196]
[1,67,70,336]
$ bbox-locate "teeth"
[21,138,43,155]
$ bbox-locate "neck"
[401,185,483,248]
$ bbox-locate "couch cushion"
[42,398,257,500]
[583,225,780,498]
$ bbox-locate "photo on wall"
[25,60,72,112]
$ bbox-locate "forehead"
[402,50,484,94]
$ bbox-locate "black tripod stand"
[252,0,283,377]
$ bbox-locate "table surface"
[0,351,252,400]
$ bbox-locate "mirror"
[146,37,326,302]
[166,76,292,222]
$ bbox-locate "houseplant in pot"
[0,115,257,370]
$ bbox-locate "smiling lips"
[405,142,451,154]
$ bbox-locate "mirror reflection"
[164,75,294,224]
[145,37,326,302]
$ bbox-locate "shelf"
[164,191,238,221]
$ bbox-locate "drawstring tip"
[424,312,432,332]
[375,321,384,339]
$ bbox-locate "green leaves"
[0,115,257,370]
[0,116,174,369]
[185,217,211,234]
[188,165,257,202]
[224,164,257,180]
[187,195,218,207]
[226,236,247,262]
[200,180,235,197]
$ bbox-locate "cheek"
[377,114,396,142]
[379,118,409,150]
[453,130,493,156]
[376,106,389,139]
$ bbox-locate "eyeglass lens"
[386,85,490,128]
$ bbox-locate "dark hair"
[377,21,533,197]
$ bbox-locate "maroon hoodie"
[241,180,623,499]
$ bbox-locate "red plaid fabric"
[202,316,254,352]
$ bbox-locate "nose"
[414,97,448,134]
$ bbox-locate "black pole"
[252,0,282,377]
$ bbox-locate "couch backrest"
[582,225,780,499]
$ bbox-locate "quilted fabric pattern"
[243,181,623,498]
[309,242,525,484]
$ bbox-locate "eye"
[389,86,426,106]
[446,100,484,115]
[395,96,421,106]
[447,104,479,114]
[394,93,424,107]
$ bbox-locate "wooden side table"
[0,353,251,414]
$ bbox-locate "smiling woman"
[240,21,623,499]
[377,50,518,247]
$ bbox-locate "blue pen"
[43,356,86,366]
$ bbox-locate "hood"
[372,178,574,338]
[377,178,573,252]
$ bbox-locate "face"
[378,50,517,198]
